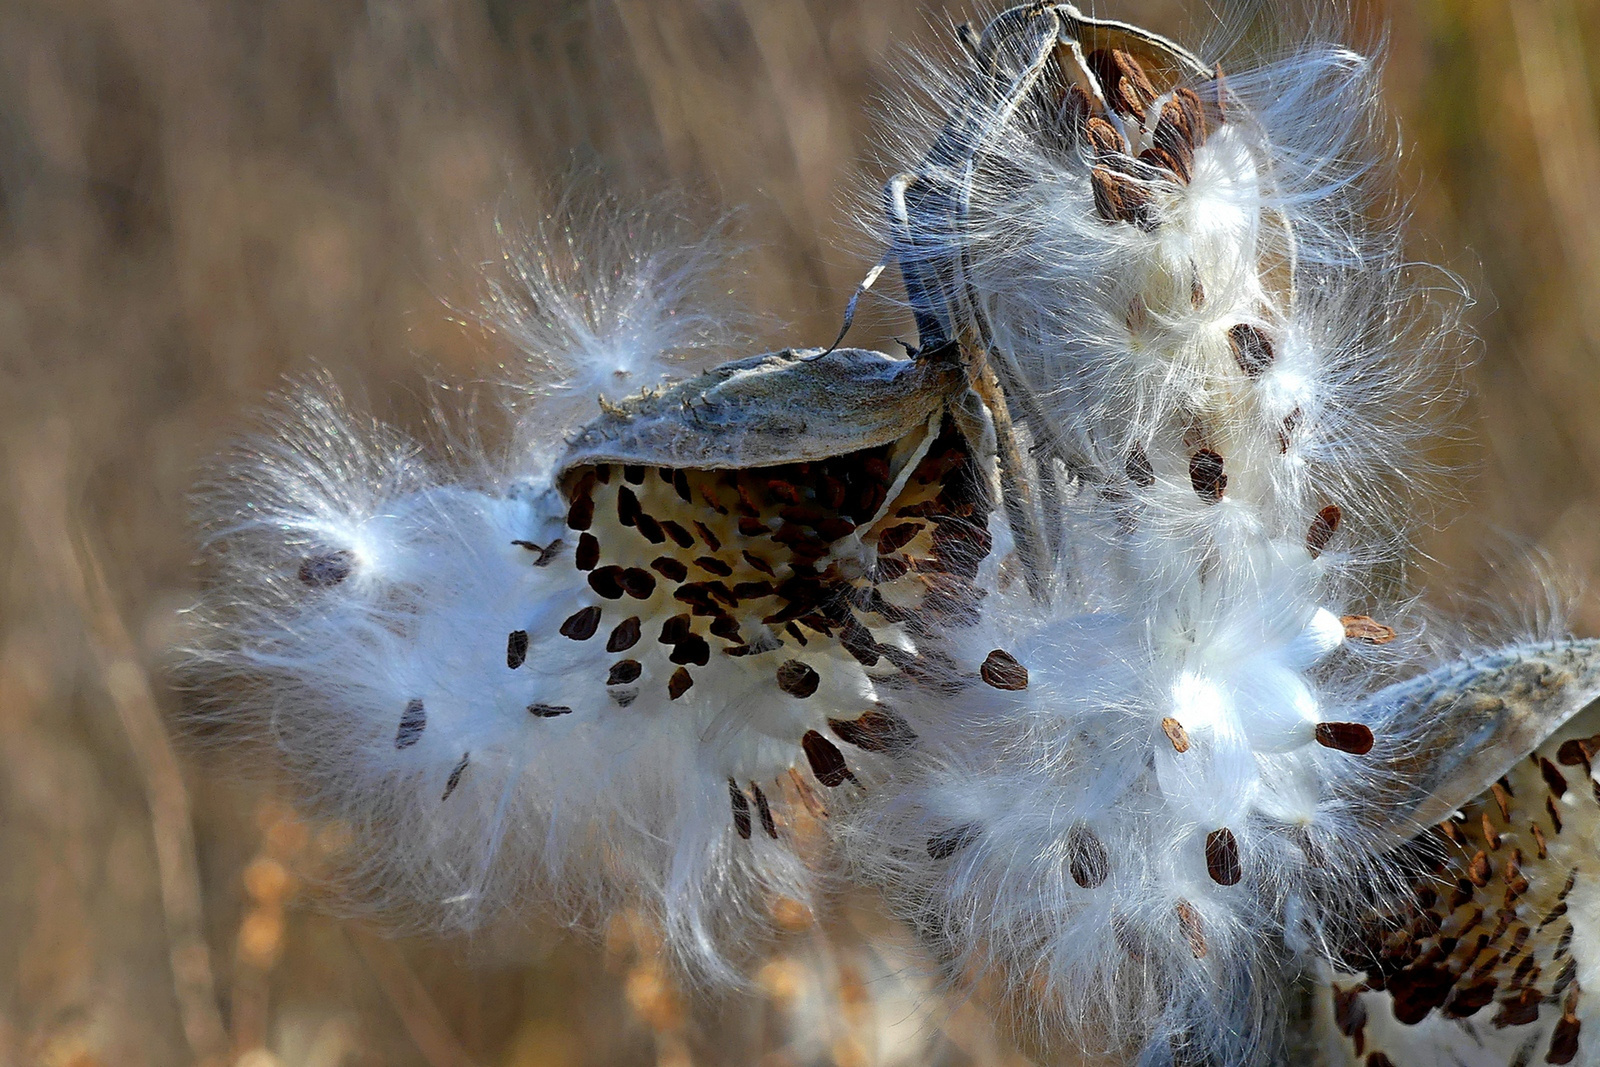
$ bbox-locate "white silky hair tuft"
[843,5,1470,1063]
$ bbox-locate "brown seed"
[741,550,776,576]
[298,550,354,587]
[802,729,855,787]
[608,660,642,685]
[694,556,733,577]
[980,649,1029,691]
[1067,823,1110,888]
[1491,780,1514,822]
[396,698,426,749]
[1467,850,1491,887]
[506,630,529,669]
[669,633,711,667]
[1161,717,1191,753]
[1205,827,1242,886]
[1091,166,1154,229]
[1306,505,1342,558]
[622,464,645,485]
[606,617,641,653]
[559,605,601,641]
[1126,444,1155,487]
[441,752,469,800]
[660,519,695,549]
[1548,1014,1581,1064]
[592,465,612,485]
[634,512,665,545]
[1151,98,1196,181]
[829,708,917,755]
[1190,449,1227,503]
[1138,145,1187,183]
[751,783,778,838]
[1315,721,1374,755]
[620,568,657,600]
[616,486,641,528]
[527,703,573,718]
[693,520,722,551]
[588,567,626,599]
[672,469,693,503]
[729,779,752,840]
[1542,757,1570,797]
[1084,116,1124,155]
[1341,615,1396,644]
[668,666,693,700]
[651,556,689,582]
[511,538,564,566]
[1228,323,1275,377]
[1176,900,1208,959]
[876,522,921,554]
[566,493,594,531]
[777,660,821,698]
[575,533,600,570]
[926,824,978,860]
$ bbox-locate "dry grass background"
[2,0,1599,1064]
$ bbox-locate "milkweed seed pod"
[845,4,1474,1062]
[182,329,1003,974]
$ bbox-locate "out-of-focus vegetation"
[1,1,1597,1064]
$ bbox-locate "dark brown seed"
[751,783,778,838]
[668,666,693,700]
[658,614,691,644]
[622,464,645,485]
[1126,444,1155,487]
[1084,116,1124,155]
[1205,827,1242,885]
[651,556,689,582]
[660,520,695,549]
[616,486,640,528]
[506,630,529,669]
[528,703,573,718]
[694,556,733,577]
[742,550,775,576]
[1493,988,1542,1028]
[1542,757,1570,797]
[839,618,880,667]
[1307,505,1342,558]
[777,660,821,698]
[1366,1054,1397,1067]
[802,729,855,787]
[732,581,773,600]
[588,567,626,599]
[693,520,721,551]
[441,752,469,800]
[1138,145,1187,183]
[298,550,354,587]
[1548,1014,1581,1064]
[672,469,693,503]
[876,522,921,554]
[729,779,752,840]
[1067,824,1110,888]
[979,649,1029,690]
[608,660,642,685]
[560,605,602,641]
[1228,323,1275,377]
[620,568,657,600]
[592,465,612,485]
[1467,850,1491,887]
[396,698,426,749]
[669,633,711,667]
[566,493,594,531]
[1342,615,1397,644]
[1315,721,1374,755]
[511,539,563,566]
[634,512,665,545]
[575,533,600,570]
[1176,900,1208,959]
[829,708,917,755]
[708,616,742,642]
[1091,166,1154,229]
[1190,449,1227,503]
[1161,717,1191,753]
[926,824,978,860]
[607,617,641,653]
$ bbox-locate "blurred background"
[2,0,1599,1064]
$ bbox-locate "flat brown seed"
[668,666,693,700]
[876,522,921,554]
[1084,116,1124,155]
[566,493,594,531]
[694,556,733,577]
[1176,900,1208,959]
[777,660,821,698]
[1190,449,1227,503]
[1542,757,1570,797]
[693,520,721,551]
[669,633,711,667]
[588,567,626,599]
[298,550,354,587]
[980,649,1029,690]
[622,464,645,485]
[1228,323,1275,377]
[1067,824,1110,888]
[616,486,640,527]
[607,617,642,653]
[441,752,469,800]
[575,533,600,570]
[729,779,752,840]
[1315,721,1374,755]
[751,783,778,838]
[1205,827,1242,886]
[651,556,689,582]
[559,605,602,641]
[1091,166,1154,229]
[608,660,642,685]
[1307,505,1342,558]
[1341,615,1397,644]
[660,520,695,549]
[829,708,917,755]
[528,703,573,718]
[1161,717,1191,753]
[396,698,426,749]
[620,568,657,600]
[802,729,855,787]
[506,630,529,669]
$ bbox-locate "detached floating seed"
[1205,827,1242,886]
[1341,615,1397,645]
[980,649,1028,691]
[528,703,573,718]
[1228,323,1275,377]
[777,660,821,698]
[1190,449,1227,503]
[1306,505,1342,558]
[506,630,529,669]
[298,550,354,587]
[395,698,426,749]
[1315,721,1374,755]
[1161,717,1191,753]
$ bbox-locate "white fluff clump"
[847,8,1466,1063]
[484,182,744,434]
